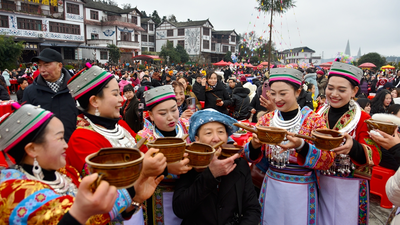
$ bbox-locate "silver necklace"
[269,108,302,169]
[85,116,137,148]
[18,166,78,196]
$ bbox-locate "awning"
[132,55,161,60]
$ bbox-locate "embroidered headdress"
[269,68,303,86]
[144,85,176,108]
[328,61,363,85]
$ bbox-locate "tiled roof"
[212,30,237,36]
[83,0,140,15]
[168,19,213,28]
[280,47,315,53]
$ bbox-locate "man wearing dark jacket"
[226,78,237,98]
[22,48,78,142]
[297,89,314,110]
[192,74,205,101]
[232,87,251,120]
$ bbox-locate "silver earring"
[95,108,100,116]
[33,158,44,180]
[349,98,355,109]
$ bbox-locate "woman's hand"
[208,148,239,178]
[331,133,353,154]
[181,109,194,119]
[251,133,262,149]
[142,148,167,178]
[216,100,224,107]
[260,93,276,112]
[279,132,304,153]
[69,173,118,224]
[131,174,165,204]
[370,129,400,150]
[167,153,192,175]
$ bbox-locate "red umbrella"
[319,62,333,68]
[212,60,230,67]
[260,61,270,66]
[244,63,255,68]
[358,62,376,68]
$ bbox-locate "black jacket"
[249,86,267,123]
[136,80,153,101]
[151,78,162,87]
[120,95,142,133]
[21,68,78,142]
[0,85,10,100]
[16,88,24,103]
[232,87,251,120]
[297,89,314,110]
[173,158,261,225]
[192,81,205,101]
[198,81,232,114]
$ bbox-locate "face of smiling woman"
[270,81,301,112]
[325,76,358,109]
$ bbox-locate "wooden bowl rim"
[256,126,287,133]
[185,148,216,155]
[312,129,343,140]
[85,148,145,168]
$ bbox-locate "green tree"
[357,52,386,69]
[168,14,177,23]
[224,51,232,62]
[0,35,24,70]
[257,0,296,71]
[141,11,147,18]
[175,44,189,63]
[159,40,180,64]
[121,3,131,9]
[237,31,277,64]
[151,10,161,26]
[250,56,260,64]
[107,44,120,64]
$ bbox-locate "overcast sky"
[117,0,400,59]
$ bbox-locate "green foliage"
[107,44,121,64]
[257,0,296,13]
[159,40,180,64]
[141,11,147,17]
[0,35,24,70]
[175,44,189,63]
[237,31,277,63]
[357,52,387,69]
[139,65,145,70]
[121,3,131,9]
[151,10,161,26]
[224,51,233,62]
[142,51,158,56]
[250,56,260,64]
[168,14,177,23]
[64,65,74,70]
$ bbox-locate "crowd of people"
[2,48,400,225]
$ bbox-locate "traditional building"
[155,19,238,63]
[140,18,156,52]
[82,0,145,64]
[0,0,85,63]
[278,47,321,65]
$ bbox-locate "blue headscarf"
[189,109,239,142]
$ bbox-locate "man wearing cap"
[21,48,78,142]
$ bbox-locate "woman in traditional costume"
[136,85,192,225]
[244,68,335,225]
[0,104,163,224]
[66,65,167,224]
[316,61,381,225]
[173,109,261,224]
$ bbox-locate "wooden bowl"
[366,119,397,135]
[295,129,343,151]
[146,137,186,163]
[233,123,287,145]
[185,143,216,168]
[85,147,144,189]
[220,144,243,159]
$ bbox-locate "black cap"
[31,48,63,63]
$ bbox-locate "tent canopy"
[132,55,161,60]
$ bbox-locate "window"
[231,36,236,42]
[17,18,42,31]
[203,27,209,35]
[167,29,173,37]
[2,0,16,11]
[223,46,229,52]
[134,34,138,42]
[178,40,184,47]
[178,29,184,36]
[67,3,79,15]
[90,10,98,20]
[149,47,155,52]
[211,43,215,51]
[0,15,8,28]
[231,46,235,52]
[49,22,80,35]
[132,16,137,25]
[149,24,154,31]
[149,35,154,42]
[50,5,59,13]
[121,32,131,41]
[141,35,147,42]
[64,47,75,60]
[203,40,209,49]
[91,33,98,39]
[100,51,108,60]
[21,3,39,14]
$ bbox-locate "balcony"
[1,2,16,11]
[117,40,140,49]
[103,16,137,24]
[87,39,113,46]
